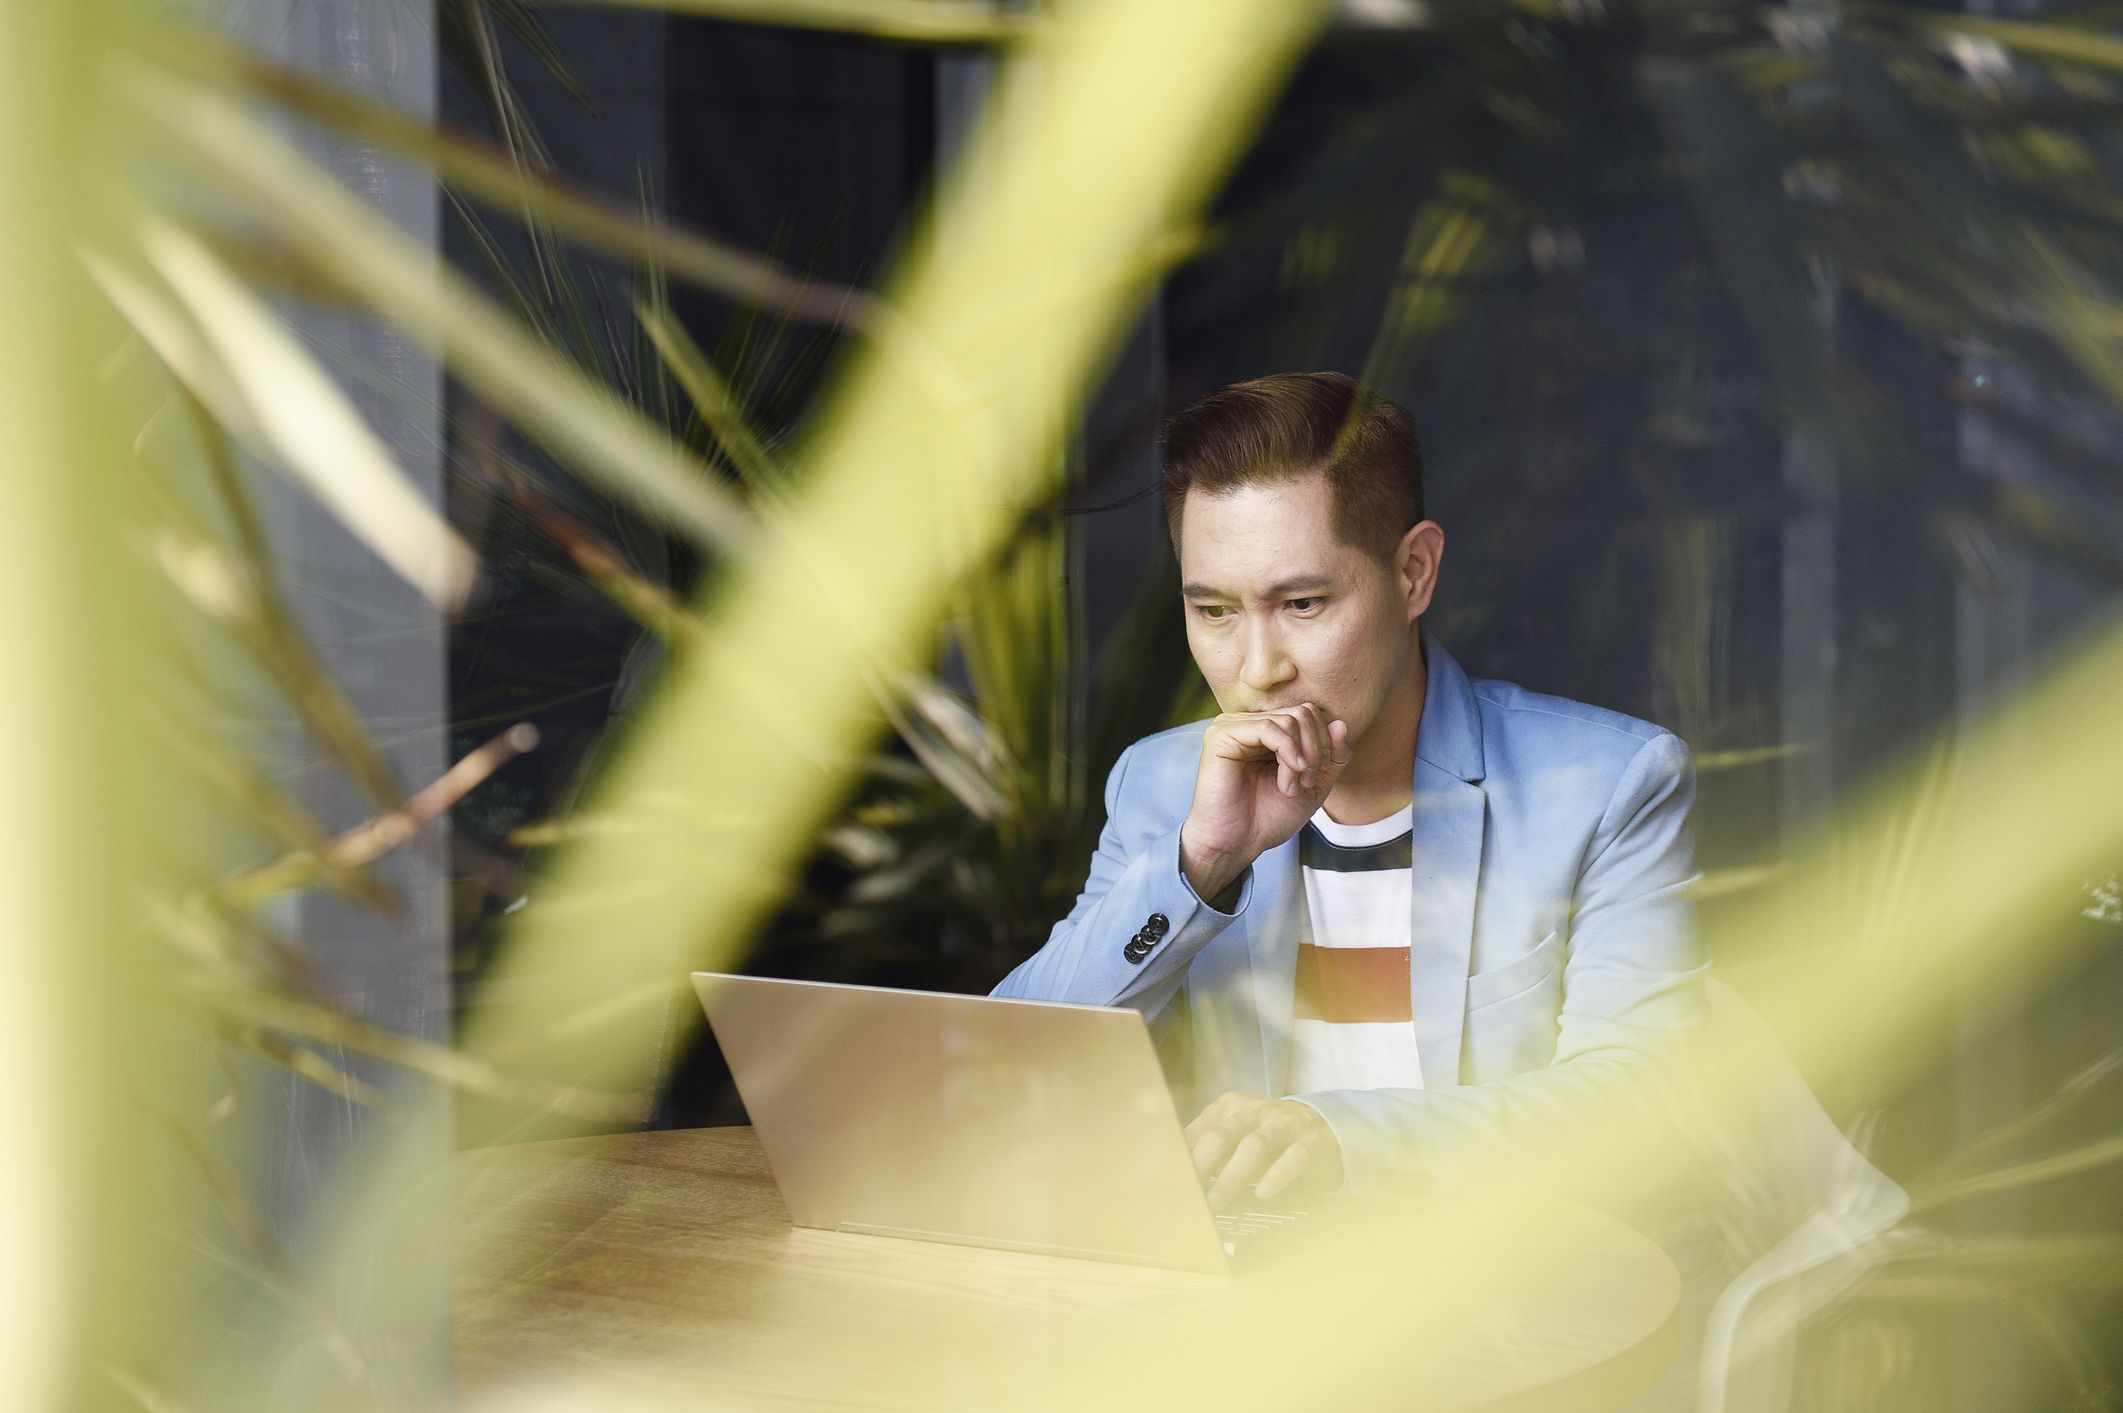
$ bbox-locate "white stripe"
[1289,854,1424,1092]
[1288,1019,1421,1092]
[1301,866,1408,950]
[1308,800,1413,848]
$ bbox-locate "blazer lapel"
[1408,630,1489,1088]
[1408,760,1484,1087]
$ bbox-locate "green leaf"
[633,298,786,497]
[877,674,1009,823]
[123,64,755,557]
[73,257,409,808]
[234,1025,387,1109]
[138,218,477,611]
[147,708,395,912]
[1914,1130,2123,1210]
[180,968,647,1124]
[526,0,1031,44]
[159,29,893,338]
[1936,15,2123,75]
[470,0,590,101]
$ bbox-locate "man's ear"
[1399,520,1444,622]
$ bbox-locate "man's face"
[1177,473,1419,747]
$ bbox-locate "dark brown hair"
[1160,371,1425,565]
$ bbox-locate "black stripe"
[1299,822,1411,872]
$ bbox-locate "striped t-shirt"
[1286,800,1422,1095]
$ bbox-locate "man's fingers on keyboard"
[1188,1123,1240,1180]
[1187,1092,1270,1178]
[1251,1135,1317,1202]
[1208,1131,1273,1209]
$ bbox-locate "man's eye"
[1287,597,1322,614]
[1196,605,1230,621]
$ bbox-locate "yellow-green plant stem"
[4,3,218,1409]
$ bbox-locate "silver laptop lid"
[691,973,1225,1273]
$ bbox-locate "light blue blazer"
[992,630,1709,1189]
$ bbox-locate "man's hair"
[1160,371,1425,566]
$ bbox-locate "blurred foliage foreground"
[6,0,2123,1410]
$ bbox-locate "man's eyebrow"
[1181,574,1335,601]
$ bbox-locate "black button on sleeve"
[1145,912,1170,937]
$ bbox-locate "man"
[993,370,1708,1210]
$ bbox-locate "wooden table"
[455,1127,1679,1411]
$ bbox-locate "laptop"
[690,972,1308,1274]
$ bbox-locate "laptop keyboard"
[1213,1207,1310,1259]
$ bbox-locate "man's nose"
[1238,619,1294,694]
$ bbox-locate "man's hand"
[1184,1091,1344,1209]
[1180,704,1352,901]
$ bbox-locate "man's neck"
[1322,635,1426,826]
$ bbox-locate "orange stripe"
[1293,944,1412,1023]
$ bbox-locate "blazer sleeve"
[1289,731,1711,1191]
[991,739,1253,1018]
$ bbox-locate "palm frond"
[138,218,477,611]
[160,29,900,338]
[634,298,787,497]
[534,0,1030,44]
[123,64,756,556]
